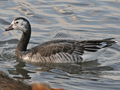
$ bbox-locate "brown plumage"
[0,70,64,90]
[0,70,31,90]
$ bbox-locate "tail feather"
[103,38,115,40]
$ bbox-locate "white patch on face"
[12,19,28,32]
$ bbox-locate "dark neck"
[16,26,31,52]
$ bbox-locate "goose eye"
[16,22,18,24]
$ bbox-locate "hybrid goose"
[5,17,116,63]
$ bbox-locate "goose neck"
[16,28,31,53]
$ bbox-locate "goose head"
[5,17,31,32]
[5,17,31,52]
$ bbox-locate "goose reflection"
[8,60,101,78]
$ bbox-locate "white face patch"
[12,19,28,32]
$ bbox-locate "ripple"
[53,7,74,15]
[102,16,120,20]
[0,18,10,25]
[0,39,19,44]
[91,10,108,13]
[30,13,56,24]
[0,0,10,1]
[69,2,95,7]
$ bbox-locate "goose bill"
[5,24,14,31]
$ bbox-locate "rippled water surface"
[0,0,120,90]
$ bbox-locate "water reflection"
[12,61,33,79]
[3,58,113,89]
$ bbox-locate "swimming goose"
[5,17,116,63]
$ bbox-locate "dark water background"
[0,0,120,90]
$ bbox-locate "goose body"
[5,17,116,63]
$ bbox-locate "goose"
[0,70,64,90]
[5,17,116,63]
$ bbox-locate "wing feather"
[29,39,116,57]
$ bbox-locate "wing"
[29,40,84,57]
[29,38,116,57]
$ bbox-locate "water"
[0,0,120,90]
